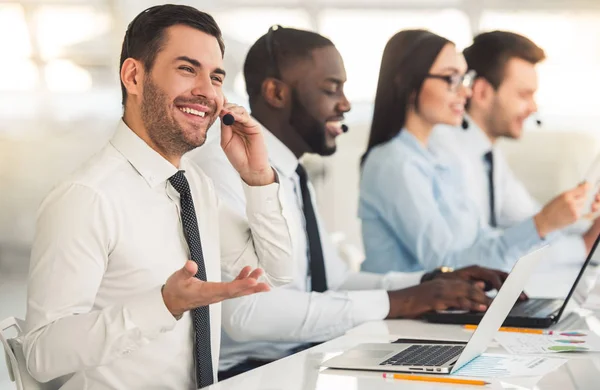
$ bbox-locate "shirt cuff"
[242,179,281,214]
[381,271,425,290]
[504,217,545,250]
[346,290,390,326]
[125,285,178,337]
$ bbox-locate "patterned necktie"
[295,164,328,292]
[168,170,214,388]
[484,151,497,228]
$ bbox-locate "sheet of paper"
[495,330,600,354]
[453,353,567,378]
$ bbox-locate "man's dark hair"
[243,27,333,107]
[464,31,545,89]
[119,4,225,106]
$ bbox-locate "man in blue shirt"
[430,31,600,264]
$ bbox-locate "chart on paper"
[453,354,567,378]
[495,330,600,354]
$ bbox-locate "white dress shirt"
[22,121,294,389]
[191,124,424,371]
[430,117,587,265]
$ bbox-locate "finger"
[220,105,249,124]
[457,297,473,311]
[474,281,486,290]
[572,181,590,197]
[235,266,252,281]
[231,282,271,298]
[247,268,264,280]
[471,269,503,291]
[183,260,198,278]
[224,278,260,298]
[519,291,529,301]
[468,285,492,306]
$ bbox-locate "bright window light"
[0,59,39,91]
[212,8,312,98]
[212,8,312,45]
[44,59,92,92]
[480,11,600,119]
[35,6,112,60]
[320,9,472,102]
[0,3,32,57]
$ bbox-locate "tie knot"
[295,164,307,181]
[484,150,493,163]
[168,170,190,195]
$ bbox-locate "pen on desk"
[463,324,553,335]
[383,373,489,386]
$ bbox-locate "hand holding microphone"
[219,101,275,186]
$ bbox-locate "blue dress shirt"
[359,130,546,273]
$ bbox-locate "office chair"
[1,316,61,390]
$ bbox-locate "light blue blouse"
[359,130,545,273]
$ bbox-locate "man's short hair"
[464,31,545,89]
[119,4,225,106]
[244,27,333,105]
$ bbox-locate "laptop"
[321,246,547,375]
[423,233,600,328]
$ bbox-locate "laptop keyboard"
[379,345,464,367]
[510,299,562,316]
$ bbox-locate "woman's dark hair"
[361,30,452,164]
[119,4,225,106]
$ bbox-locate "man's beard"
[141,76,216,158]
[488,97,515,139]
[289,89,336,156]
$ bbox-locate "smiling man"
[22,5,294,389]
[193,26,516,380]
[430,31,600,264]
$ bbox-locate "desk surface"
[208,263,600,390]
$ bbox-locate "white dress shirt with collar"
[430,116,586,265]
[191,124,424,371]
[22,120,294,389]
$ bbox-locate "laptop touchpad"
[346,349,393,358]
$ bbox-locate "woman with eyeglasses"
[358,30,586,274]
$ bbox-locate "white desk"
[207,263,600,390]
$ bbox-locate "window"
[34,5,112,60]
[0,4,37,91]
[319,9,472,102]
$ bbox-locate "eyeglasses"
[425,69,477,92]
[265,25,283,79]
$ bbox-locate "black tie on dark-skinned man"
[168,170,214,388]
[484,151,497,228]
[295,164,328,292]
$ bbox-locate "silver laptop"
[322,246,548,374]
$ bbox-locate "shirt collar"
[110,119,179,188]
[260,122,299,179]
[462,114,494,158]
[397,129,451,170]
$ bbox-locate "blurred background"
[1,0,600,386]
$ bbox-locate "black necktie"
[483,151,497,228]
[295,164,328,292]
[168,171,214,388]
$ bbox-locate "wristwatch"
[421,266,454,282]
